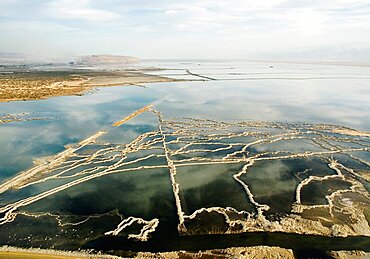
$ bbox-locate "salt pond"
[0,61,369,255]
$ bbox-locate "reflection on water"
[176,163,254,214]
[0,87,161,182]
[0,61,369,254]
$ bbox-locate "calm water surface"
[0,61,369,254]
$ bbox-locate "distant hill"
[74,55,139,65]
[0,53,139,66]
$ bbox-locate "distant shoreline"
[141,58,370,68]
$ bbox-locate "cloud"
[46,0,121,21]
[0,0,370,59]
[0,20,83,33]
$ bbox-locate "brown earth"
[0,70,178,102]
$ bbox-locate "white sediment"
[153,109,187,233]
[105,216,159,241]
[0,130,106,194]
[0,114,369,240]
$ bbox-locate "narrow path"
[186,69,216,80]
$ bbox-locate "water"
[0,60,369,255]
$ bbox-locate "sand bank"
[0,70,179,102]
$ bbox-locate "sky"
[1,0,370,59]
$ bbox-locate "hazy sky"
[1,0,370,59]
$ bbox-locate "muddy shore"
[0,69,179,102]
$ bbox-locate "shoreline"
[0,246,120,259]
[1,245,370,259]
[0,69,182,102]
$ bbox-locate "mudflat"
[0,69,177,102]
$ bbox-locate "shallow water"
[0,60,369,254]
